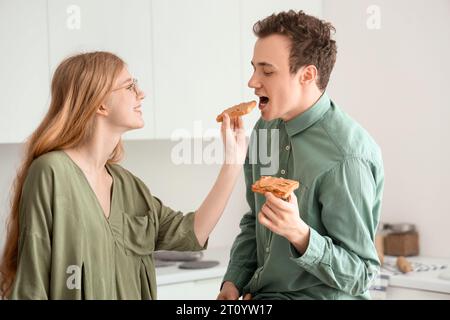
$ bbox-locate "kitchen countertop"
[381,256,450,294]
[156,247,230,286]
[156,247,450,298]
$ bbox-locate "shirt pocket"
[123,211,157,256]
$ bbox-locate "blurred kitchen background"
[1,0,450,299]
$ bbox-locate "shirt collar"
[284,92,331,137]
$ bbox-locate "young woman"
[0,51,247,299]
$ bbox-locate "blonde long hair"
[0,51,125,298]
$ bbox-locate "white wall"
[0,144,25,251]
[323,0,450,257]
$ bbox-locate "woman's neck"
[65,127,121,176]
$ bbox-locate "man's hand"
[216,281,240,300]
[258,192,311,254]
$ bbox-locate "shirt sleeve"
[151,196,207,252]
[289,157,382,296]
[10,160,54,299]
[221,149,258,294]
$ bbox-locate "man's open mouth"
[259,96,269,109]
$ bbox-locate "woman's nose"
[138,88,145,100]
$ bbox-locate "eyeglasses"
[112,78,140,97]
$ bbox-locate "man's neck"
[281,88,324,122]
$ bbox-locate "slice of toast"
[252,176,299,200]
[216,100,257,122]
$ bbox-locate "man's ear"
[299,65,318,86]
[97,103,109,116]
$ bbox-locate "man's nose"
[248,73,260,89]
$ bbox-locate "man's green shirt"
[223,92,384,299]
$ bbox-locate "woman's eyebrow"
[120,78,133,85]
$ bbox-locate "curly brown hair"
[253,10,337,91]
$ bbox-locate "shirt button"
[281,169,286,175]
[255,274,259,279]
[285,145,290,151]
[266,247,270,253]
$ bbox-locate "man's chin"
[261,113,276,122]
[135,119,145,129]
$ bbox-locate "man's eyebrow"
[251,61,276,68]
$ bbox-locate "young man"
[218,10,384,300]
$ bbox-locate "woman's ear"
[299,65,318,86]
[97,103,110,116]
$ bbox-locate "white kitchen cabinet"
[157,277,222,300]
[239,0,323,128]
[151,0,242,139]
[151,0,324,140]
[0,0,50,144]
[160,278,450,300]
[0,1,324,143]
[47,0,155,140]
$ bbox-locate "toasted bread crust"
[216,100,257,122]
[252,176,300,200]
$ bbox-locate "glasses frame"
[112,78,139,97]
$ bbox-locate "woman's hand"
[193,114,247,247]
[220,113,247,166]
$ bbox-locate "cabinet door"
[240,1,323,128]
[157,277,222,300]
[0,0,50,143]
[152,0,242,139]
[47,0,155,139]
